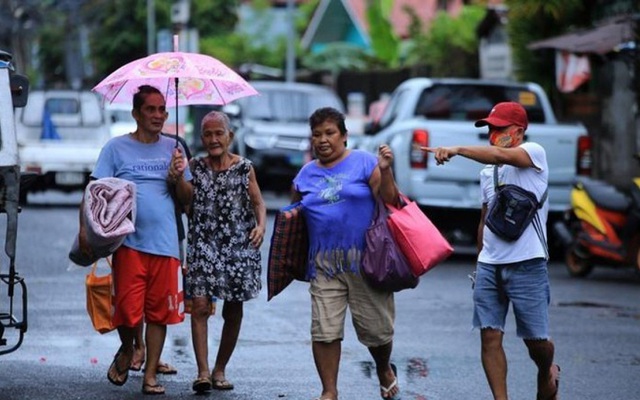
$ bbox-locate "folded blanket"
[69,178,137,266]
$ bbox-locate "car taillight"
[576,135,592,176]
[411,129,429,169]
[25,165,42,174]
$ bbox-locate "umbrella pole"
[174,77,179,148]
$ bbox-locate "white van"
[14,90,111,202]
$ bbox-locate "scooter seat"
[576,177,631,211]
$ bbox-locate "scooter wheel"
[565,249,593,277]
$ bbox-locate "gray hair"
[201,110,232,133]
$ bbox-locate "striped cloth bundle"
[267,202,309,301]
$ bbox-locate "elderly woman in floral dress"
[185,110,266,393]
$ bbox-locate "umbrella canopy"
[92,51,258,146]
[92,51,257,106]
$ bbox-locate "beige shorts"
[309,257,395,347]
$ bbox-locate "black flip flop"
[107,347,130,386]
[537,364,560,400]
[192,377,212,393]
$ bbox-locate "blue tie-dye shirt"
[293,150,377,279]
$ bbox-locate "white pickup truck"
[14,90,111,202]
[357,77,592,249]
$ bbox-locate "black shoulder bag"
[485,165,549,259]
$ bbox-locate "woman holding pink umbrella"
[80,85,192,395]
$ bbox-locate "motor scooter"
[553,169,640,277]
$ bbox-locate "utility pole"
[171,0,190,51]
[147,0,156,55]
[285,0,296,83]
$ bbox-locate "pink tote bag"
[386,194,454,276]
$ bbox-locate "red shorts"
[111,246,184,327]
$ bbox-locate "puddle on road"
[360,357,431,399]
[558,301,616,308]
[360,357,429,381]
[557,301,640,319]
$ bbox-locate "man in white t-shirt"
[422,102,560,400]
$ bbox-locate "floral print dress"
[186,156,261,302]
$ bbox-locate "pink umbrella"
[92,45,257,144]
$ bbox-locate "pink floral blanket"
[69,178,136,266]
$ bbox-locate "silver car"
[226,81,345,192]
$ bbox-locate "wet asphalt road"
[0,191,639,400]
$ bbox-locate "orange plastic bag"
[85,259,115,334]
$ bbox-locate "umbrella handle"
[173,34,179,148]
[174,77,179,148]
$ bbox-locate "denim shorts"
[472,258,550,340]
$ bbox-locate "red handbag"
[386,195,454,276]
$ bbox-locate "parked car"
[223,81,345,192]
[105,102,136,138]
[14,90,111,202]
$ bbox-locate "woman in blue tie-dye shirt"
[292,107,401,400]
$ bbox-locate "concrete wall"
[596,58,640,188]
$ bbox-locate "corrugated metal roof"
[528,18,635,55]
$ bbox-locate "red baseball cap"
[474,102,528,130]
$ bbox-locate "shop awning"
[528,19,635,55]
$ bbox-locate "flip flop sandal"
[107,347,130,387]
[212,378,234,390]
[129,360,144,372]
[380,363,401,400]
[156,362,178,375]
[537,364,561,400]
[192,377,212,393]
[142,383,165,395]
[129,348,145,371]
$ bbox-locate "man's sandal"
[537,364,561,400]
[107,346,130,386]
[142,383,165,395]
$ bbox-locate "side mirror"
[10,73,29,108]
[222,103,241,118]
[364,121,379,135]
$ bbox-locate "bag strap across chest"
[492,165,549,259]
[493,165,548,205]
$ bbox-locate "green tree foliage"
[200,32,288,70]
[88,0,238,79]
[88,0,167,80]
[198,0,286,71]
[506,0,592,94]
[202,0,319,73]
[296,0,320,34]
[405,4,485,77]
[366,0,401,68]
[191,0,238,36]
[32,0,239,85]
[301,42,373,72]
[37,22,66,85]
